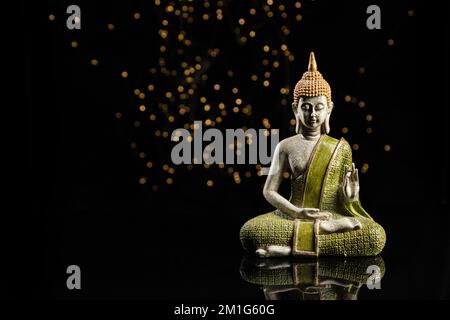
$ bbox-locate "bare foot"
[255,245,291,257]
[319,217,362,234]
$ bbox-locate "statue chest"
[286,140,317,179]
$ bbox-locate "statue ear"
[322,113,331,134]
[292,102,302,134]
[296,119,302,134]
[322,101,333,134]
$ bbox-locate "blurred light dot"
[344,95,351,102]
[295,2,302,9]
[166,178,173,185]
[366,127,373,134]
[249,31,256,37]
[49,14,55,21]
[358,101,366,108]
[341,127,349,134]
[71,41,78,48]
[358,67,366,74]
[139,177,147,185]
[263,45,270,52]
[90,59,98,66]
[384,144,391,152]
[121,71,128,78]
[408,10,414,17]
[352,144,360,150]
[107,23,115,30]
[139,105,146,112]
[366,114,373,121]
[115,112,122,119]
[283,172,290,179]
[361,163,369,173]
[387,39,394,46]
[239,18,245,25]
[207,180,214,187]
[146,161,153,168]
[134,12,141,19]
[139,152,146,159]
[295,14,302,21]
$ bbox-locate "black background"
[22,0,449,300]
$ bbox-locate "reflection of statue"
[240,255,385,300]
[240,52,386,257]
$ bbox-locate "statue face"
[294,96,331,130]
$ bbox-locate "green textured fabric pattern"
[295,220,315,252]
[240,211,385,256]
[303,135,338,208]
[239,135,386,256]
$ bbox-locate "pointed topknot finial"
[308,52,317,72]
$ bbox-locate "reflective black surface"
[26,206,449,299]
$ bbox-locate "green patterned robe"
[240,135,386,257]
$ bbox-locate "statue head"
[292,52,333,134]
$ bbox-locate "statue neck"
[300,127,322,141]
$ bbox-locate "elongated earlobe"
[322,101,333,134]
[292,102,302,134]
[322,113,330,134]
[296,118,302,134]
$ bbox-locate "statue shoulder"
[276,135,300,153]
[335,136,351,151]
[336,137,353,163]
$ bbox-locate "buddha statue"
[240,52,386,257]
[240,255,385,300]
